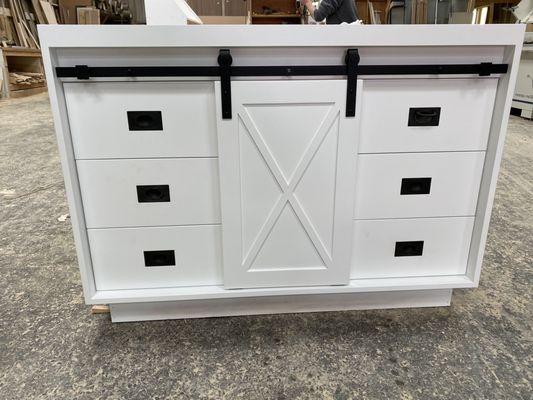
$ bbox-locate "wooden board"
[31,0,46,24]
[40,0,57,23]
[76,6,99,24]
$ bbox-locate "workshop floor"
[0,93,531,400]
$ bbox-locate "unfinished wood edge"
[90,304,110,314]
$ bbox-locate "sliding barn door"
[216,80,359,289]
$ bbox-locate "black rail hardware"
[56,49,509,120]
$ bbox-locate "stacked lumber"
[1,47,46,98]
[0,0,60,48]
[9,71,44,85]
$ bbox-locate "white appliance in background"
[511,0,533,118]
[512,43,533,119]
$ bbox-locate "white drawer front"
[351,217,474,279]
[77,159,220,228]
[64,82,217,159]
[88,225,222,290]
[354,152,485,219]
[359,78,497,153]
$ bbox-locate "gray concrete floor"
[0,93,531,400]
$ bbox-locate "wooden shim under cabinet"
[91,304,110,314]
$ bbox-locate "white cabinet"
[40,24,523,321]
[216,80,359,288]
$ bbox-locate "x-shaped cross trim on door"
[239,105,340,271]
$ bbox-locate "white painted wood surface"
[216,80,359,288]
[77,158,220,228]
[64,82,218,159]
[351,217,475,279]
[37,25,524,320]
[354,152,486,219]
[358,78,498,153]
[110,289,453,322]
[88,225,222,290]
[38,25,525,48]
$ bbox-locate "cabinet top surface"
[38,24,525,49]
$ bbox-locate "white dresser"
[39,25,524,322]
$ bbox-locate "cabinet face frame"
[38,25,524,305]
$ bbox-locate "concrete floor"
[0,93,531,399]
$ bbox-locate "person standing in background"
[301,0,358,24]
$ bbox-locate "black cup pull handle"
[395,241,424,257]
[408,107,441,126]
[127,111,163,131]
[401,177,432,195]
[137,185,170,203]
[416,110,438,118]
[144,250,175,267]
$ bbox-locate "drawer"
[351,217,474,279]
[77,158,220,228]
[354,152,485,219]
[88,225,222,290]
[64,81,217,159]
[359,78,497,153]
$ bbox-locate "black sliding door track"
[56,48,508,119]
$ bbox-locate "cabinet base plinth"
[109,289,452,322]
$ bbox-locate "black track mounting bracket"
[345,49,360,117]
[218,49,233,119]
[74,65,90,80]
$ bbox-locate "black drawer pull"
[395,241,424,257]
[401,177,432,195]
[144,250,175,267]
[137,185,170,203]
[408,107,441,126]
[127,111,163,131]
